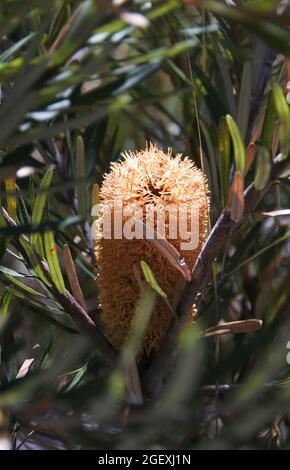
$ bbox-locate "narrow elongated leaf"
[203,1,290,55]
[140,260,167,300]
[226,114,246,175]
[219,117,230,205]
[64,364,88,393]
[216,53,237,119]
[200,121,220,201]
[16,359,34,379]
[91,0,178,39]
[44,230,65,293]
[124,360,143,405]
[254,146,272,190]
[51,0,98,66]
[75,135,87,219]
[30,168,53,245]
[272,83,290,159]
[1,290,12,315]
[2,275,45,298]
[20,237,51,288]
[272,121,280,158]
[48,3,71,48]
[245,143,256,173]
[227,231,290,277]
[229,170,244,222]
[63,244,86,311]
[261,210,290,217]
[4,178,17,219]
[260,90,276,150]
[0,266,26,277]
[204,319,263,337]
[237,61,252,141]
[0,203,6,228]
[226,222,261,273]
[140,260,176,317]
[0,33,35,62]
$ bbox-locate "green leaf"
[140,260,176,317]
[20,237,51,288]
[0,266,26,277]
[51,0,98,66]
[0,202,6,228]
[30,168,53,245]
[0,33,35,62]
[226,114,246,176]
[2,274,45,298]
[203,1,290,56]
[260,90,277,150]
[0,57,24,81]
[254,146,272,190]
[126,40,198,67]
[4,178,17,220]
[75,135,87,219]
[246,0,281,12]
[1,290,12,315]
[44,230,65,294]
[237,61,252,141]
[226,223,262,273]
[227,231,290,277]
[272,83,290,159]
[64,364,88,393]
[200,121,220,206]
[219,117,231,206]
[47,3,71,48]
[216,53,237,119]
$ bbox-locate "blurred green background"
[1,0,290,450]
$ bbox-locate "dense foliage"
[1,0,290,450]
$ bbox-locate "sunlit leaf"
[2,274,45,298]
[4,178,17,219]
[30,168,53,245]
[140,260,176,317]
[254,146,272,190]
[44,230,65,293]
[272,83,290,159]
[226,114,246,176]
[219,116,230,206]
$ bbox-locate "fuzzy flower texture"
[95,144,209,357]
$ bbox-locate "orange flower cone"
[95,143,209,356]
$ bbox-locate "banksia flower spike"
[95,143,209,357]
